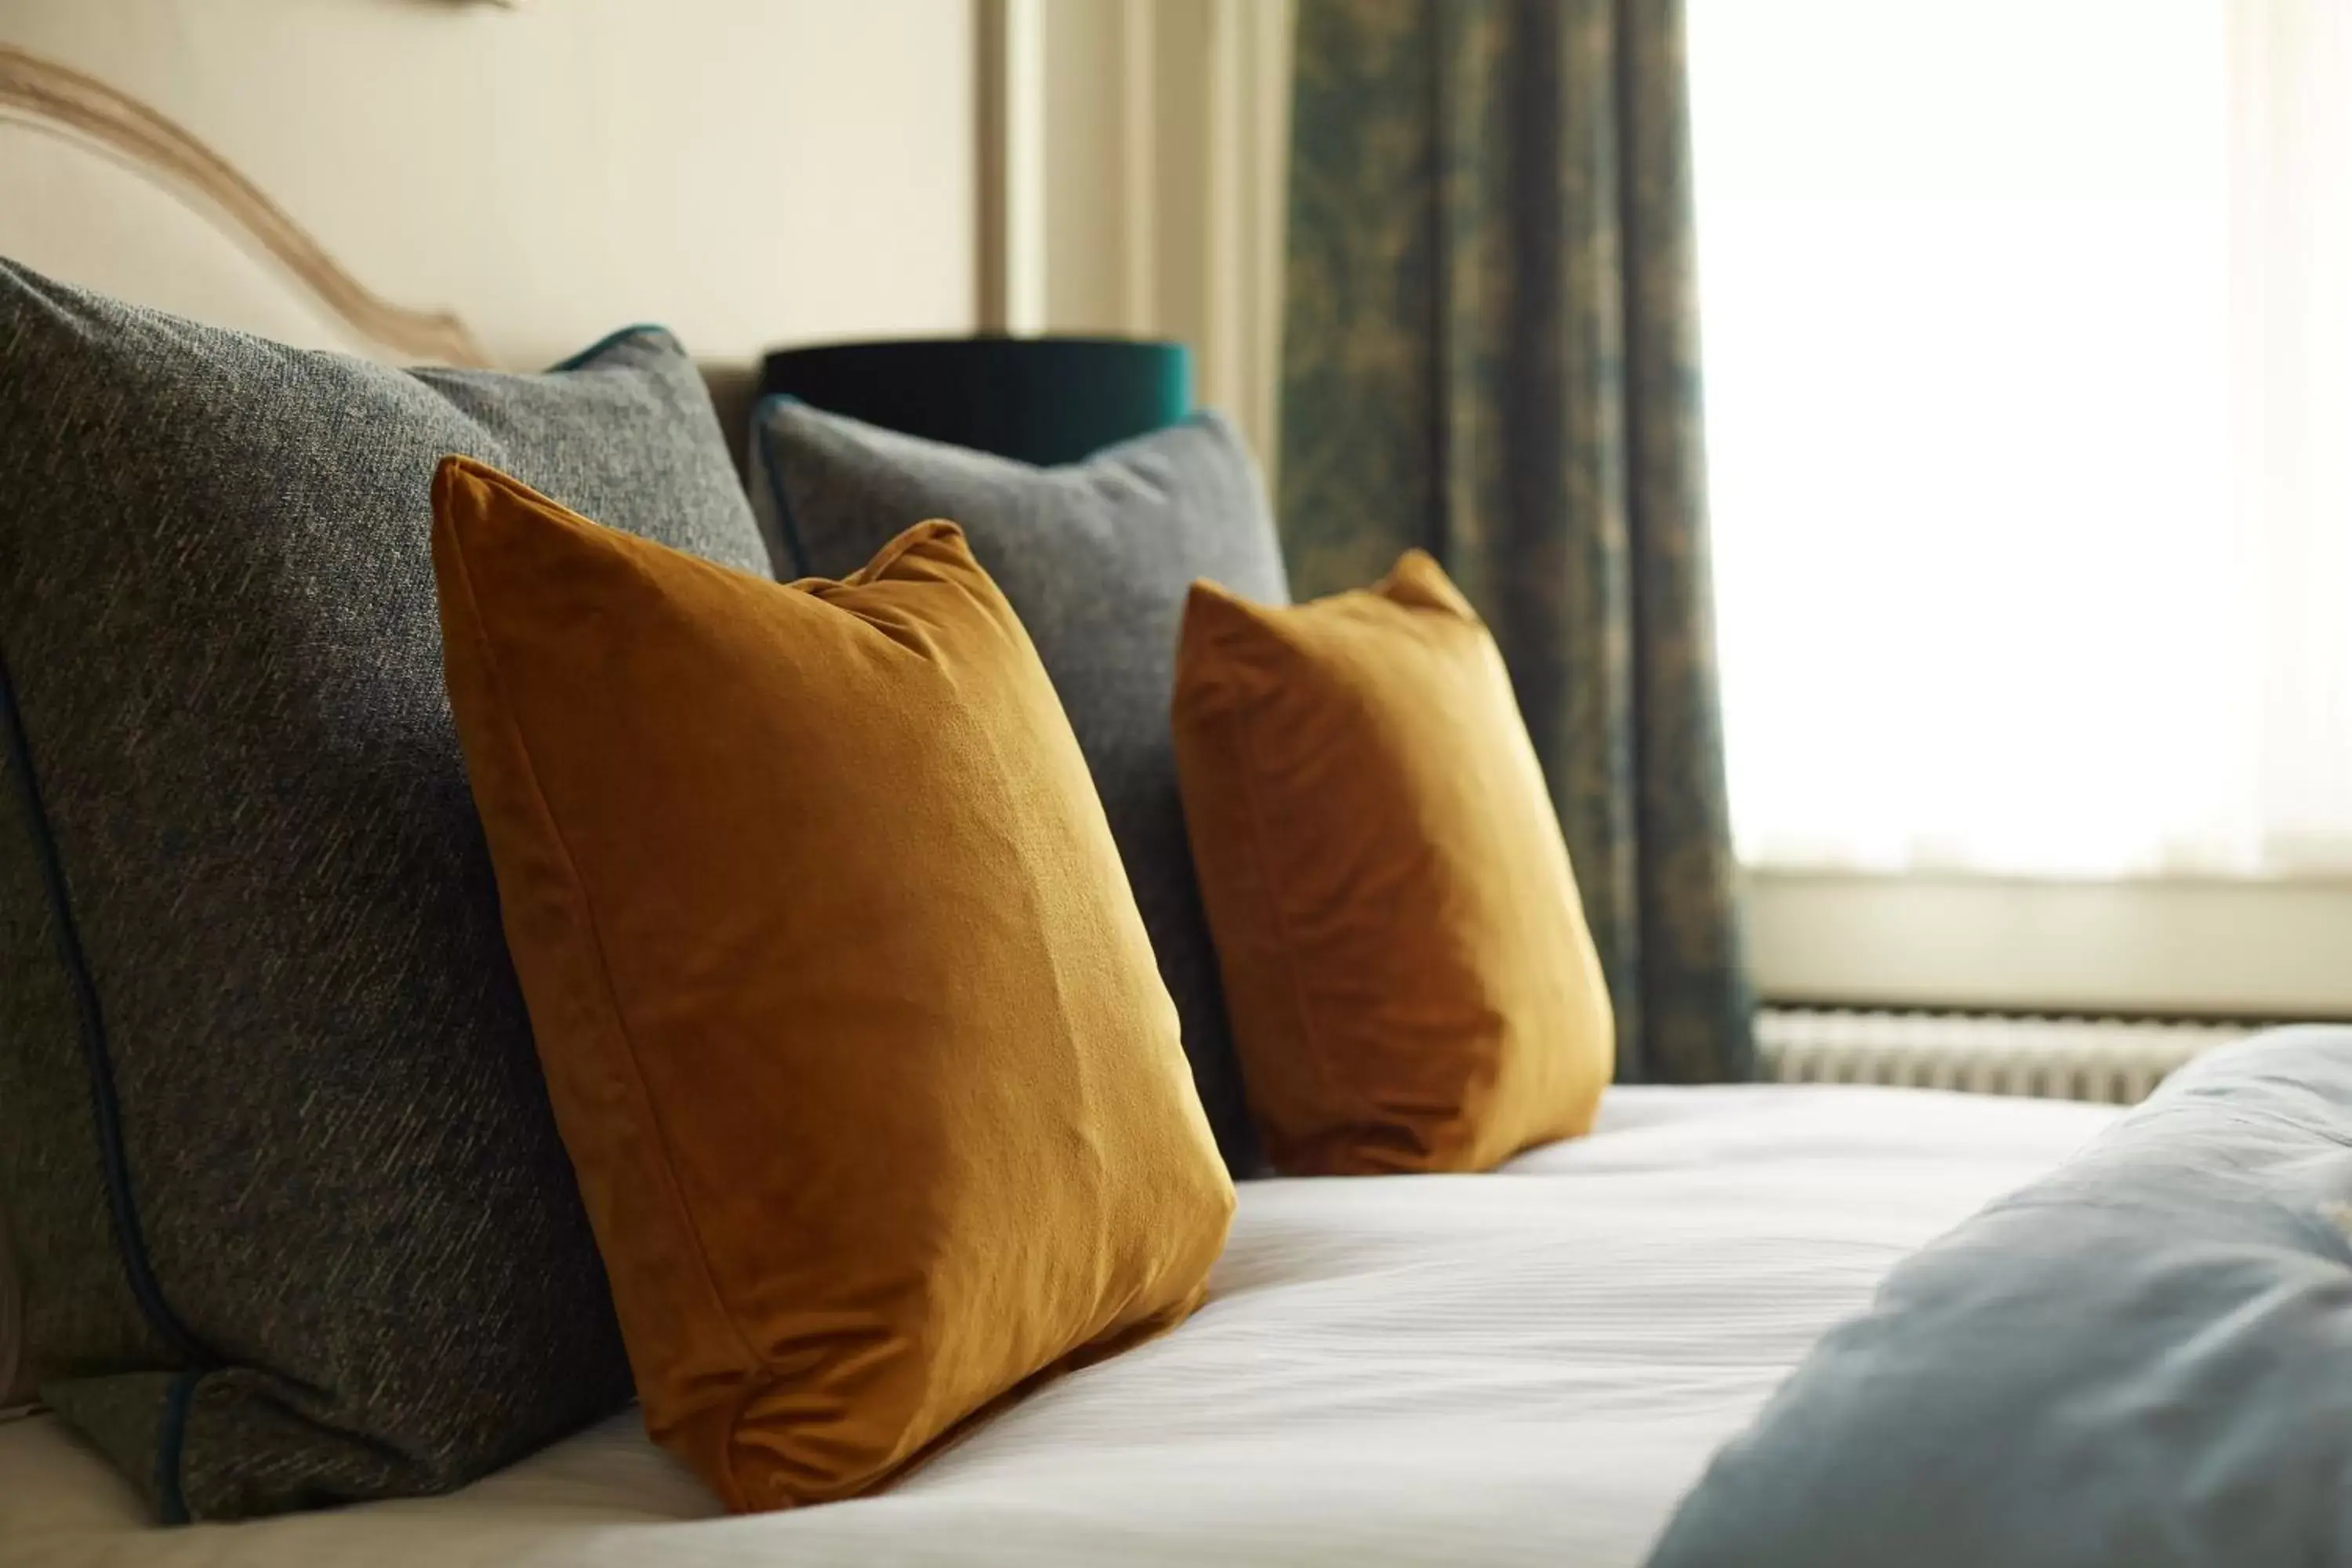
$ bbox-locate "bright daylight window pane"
[1690,0,2260,878]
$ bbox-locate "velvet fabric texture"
[749,402,1290,1177]
[431,458,1234,1512]
[1171,551,1614,1175]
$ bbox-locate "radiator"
[1755,1007,2255,1106]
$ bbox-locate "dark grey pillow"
[749,399,1289,1174]
[0,260,771,1521]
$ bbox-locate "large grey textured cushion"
[749,399,1289,1174]
[0,260,771,1521]
[1647,1028,2352,1568]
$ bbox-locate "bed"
[0,38,2134,1568]
[0,1085,2115,1566]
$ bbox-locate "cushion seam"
[543,323,673,373]
[154,1369,202,1524]
[438,510,771,1504]
[0,637,217,1523]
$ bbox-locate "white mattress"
[0,1085,2114,1568]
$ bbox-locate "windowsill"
[1742,869,2352,1020]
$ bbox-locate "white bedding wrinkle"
[0,1085,2114,1568]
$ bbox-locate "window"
[1691,0,2352,882]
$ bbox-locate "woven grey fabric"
[749,399,1289,1174]
[0,1211,28,1409]
[0,260,770,1522]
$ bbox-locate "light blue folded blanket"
[1648,1026,2352,1567]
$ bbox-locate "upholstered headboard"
[0,45,486,365]
[0,2,977,371]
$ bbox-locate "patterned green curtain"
[1280,0,1752,1082]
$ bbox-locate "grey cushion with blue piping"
[749,398,1290,1175]
[0,260,770,1521]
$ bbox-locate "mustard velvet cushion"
[430,457,1235,1512]
[1171,550,1614,1176]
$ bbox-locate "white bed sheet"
[0,1085,2114,1568]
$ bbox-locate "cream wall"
[0,0,978,369]
[1,0,1295,474]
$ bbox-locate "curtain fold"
[1280,0,1751,1082]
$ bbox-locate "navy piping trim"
[0,641,216,1519]
[749,394,816,578]
[156,1370,201,1524]
[546,322,676,372]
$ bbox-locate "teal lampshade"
[757,336,1193,468]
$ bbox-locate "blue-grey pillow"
[1646,1028,2352,1568]
[0,260,770,1521]
[749,399,1289,1174]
